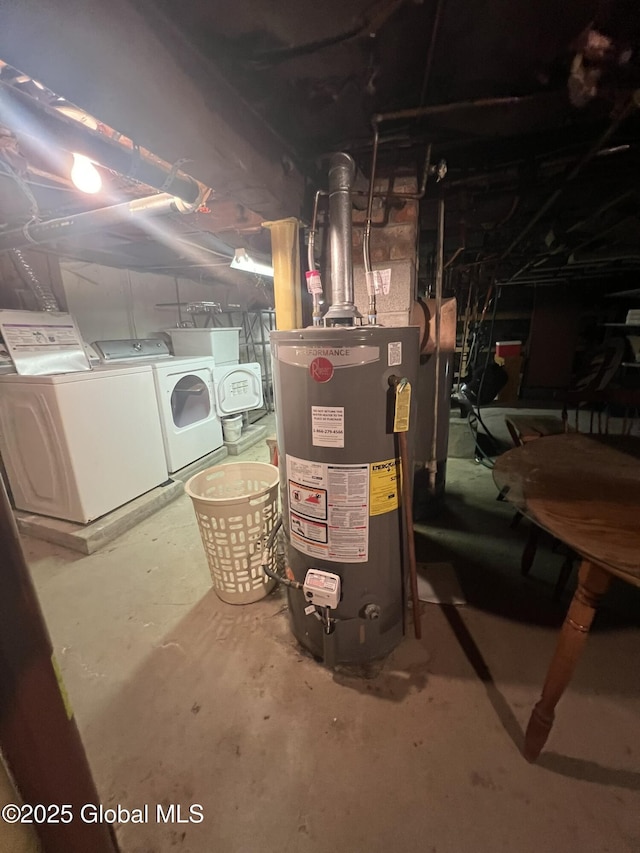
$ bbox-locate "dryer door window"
[171,374,211,428]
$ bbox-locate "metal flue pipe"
[324,152,361,324]
[0,193,192,253]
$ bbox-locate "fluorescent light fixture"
[230,248,274,278]
[70,153,102,194]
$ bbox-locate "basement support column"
[263,218,303,330]
[0,479,119,853]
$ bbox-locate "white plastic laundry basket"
[185,462,279,604]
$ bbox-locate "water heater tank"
[271,325,419,666]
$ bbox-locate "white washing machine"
[0,365,169,523]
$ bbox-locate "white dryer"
[151,356,223,473]
[93,339,222,474]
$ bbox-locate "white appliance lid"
[0,310,90,375]
[0,363,153,383]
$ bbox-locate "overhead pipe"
[324,152,361,324]
[373,93,542,126]
[0,192,192,253]
[0,82,201,205]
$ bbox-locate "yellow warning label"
[393,381,411,433]
[51,653,74,720]
[370,458,401,516]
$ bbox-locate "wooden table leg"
[523,560,611,762]
[520,524,540,576]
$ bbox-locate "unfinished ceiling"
[1,0,640,292]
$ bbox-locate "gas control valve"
[303,569,341,609]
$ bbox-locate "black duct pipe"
[0,193,189,253]
[0,82,200,204]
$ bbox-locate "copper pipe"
[0,478,119,853]
[363,126,380,324]
[428,198,444,493]
[398,428,421,640]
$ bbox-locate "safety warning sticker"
[311,406,344,448]
[289,481,327,520]
[290,512,328,543]
[286,454,369,563]
[370,458,401,516]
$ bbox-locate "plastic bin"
[166,328,241,364]
[185,462,279,604]
[495,340,522,358]
[222,414,243,443]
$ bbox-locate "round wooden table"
[493,433,640,761]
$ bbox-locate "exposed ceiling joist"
[0,0,305,221]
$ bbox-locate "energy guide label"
[286,454,369,563]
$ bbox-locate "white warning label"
[312,406,344,448]
[388,341,402,367]
[286,454,369,563]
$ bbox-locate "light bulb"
[70,153,102,194]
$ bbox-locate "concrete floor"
[23,412,640,853]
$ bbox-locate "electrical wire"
[467,410,496,469]
[474,281,502,443]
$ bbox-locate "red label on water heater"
[309,356,334,383]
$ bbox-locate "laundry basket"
[185,462,279,604]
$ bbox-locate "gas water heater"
[270,152,419,666]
